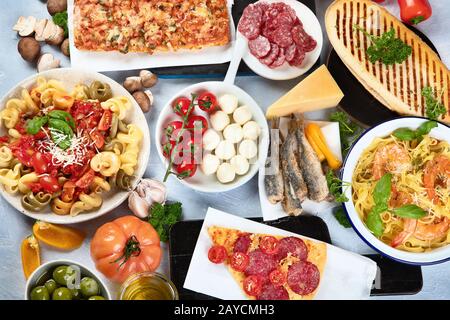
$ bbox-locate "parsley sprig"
[326,169,351,203]
[148,202,182,242]
[422,86,446,120]
[353,25,412,65]
[329,111,362,157]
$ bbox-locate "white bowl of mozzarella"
[0,68,150,224]
[155,81,269,193]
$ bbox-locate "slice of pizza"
[207,225,327,300]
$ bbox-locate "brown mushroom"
[37,53,60,73]
[139,70,158,88]
[61,38,70,57]
[132,90,153,113]
[47,0,67,16]
[123,76,143,93]
[18,37,41,62]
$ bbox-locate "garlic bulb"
[128,178,167,218]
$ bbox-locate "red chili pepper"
[398,0,432,25]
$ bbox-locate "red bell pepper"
[398,0,432,25]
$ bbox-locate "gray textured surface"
[0,0,449,300]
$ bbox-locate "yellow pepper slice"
[21,235,40,279]
[32,221,85,251]
[305,123,342,169]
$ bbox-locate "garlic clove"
[136,178,167,204]
[128,191,150,218]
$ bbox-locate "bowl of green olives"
[25,259,111,300]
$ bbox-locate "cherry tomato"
[230,252,250,272]
[187,115,208,135]
[0,136,9,143]
[98,110,113,131]
[172,97,192,117]
[259,236,279,255]
[31,152,49,174]
[269,269,287,286]
[38,175,61,194]
[398,0,432,25]
[164,120,184,141]
[243,275,264,297]
[197,92,218,113]
[90,129,105,148]
[174,160,197,178]
[181,135,202,165]
[208,245,227,264]
[75,169,95,189]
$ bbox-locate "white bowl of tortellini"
[0,68,150,224]
[155,81,269,193]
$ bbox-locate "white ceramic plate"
[0,68,150,224]
[155,81,269,193]
[258,119,342,221]
[342,117,450,265]
[239,0,323,80]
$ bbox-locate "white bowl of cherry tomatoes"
[155,81,269,193]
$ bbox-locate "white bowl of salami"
[237,0,323,80]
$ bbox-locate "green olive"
[44,279,58,295]
[30,286,50,300]
[80,277,99,297]
[89,81,112,102]
[88,295,105,300]
[52,287,73,300]
[53,265,77,286]
[70,288,82,300]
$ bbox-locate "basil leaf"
[49,110,75,129]
[50,130,71,150]
[373,173,392,206]
[415,120,437,137]
[391,204,427,219]
[366,208,385,237]
[26,116,48,135]
[392,128,417,141]
[48,118,73,150]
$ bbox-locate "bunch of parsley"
[148,202,182,242]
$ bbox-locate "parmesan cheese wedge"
[266,65,344,118]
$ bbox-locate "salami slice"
[249,35,271,58]
[269,47,285,69]
[291,25,317,52]
[288,47,305,66]
[257,283,289,300]
[284,43,297,62]
[259,43,279,66]
[274,236,308,261]
[287,261,320,295]
[238,4,263,40]
[272,26,293,48]
[233,234,251,253]
[271,11,293,29]
[244,249,277,277]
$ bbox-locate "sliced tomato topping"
[208,245,227,264]
[243,275,264,297]
[89,129,105,149]
[269,269,287,287]
[260,236,279,255]
[230,252,250,272]
[38,175,61,194]
[98,110,113,131]
[75,169,95,189]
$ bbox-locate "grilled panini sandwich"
[325,0,450,123]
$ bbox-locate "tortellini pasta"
[51,197,74,216]
[116,124,143,176]
[22,192,52,212]
[101,96,132,120]
[70,192,103,216]
[108,169,132,191]
[18,172,39,194]
[0,163,21,194]
[0,146,13,168]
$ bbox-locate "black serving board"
[168,215,422,299]
[154,0,316,78]
[327,27,440,128]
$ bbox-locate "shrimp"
[389,185,412,208]
[423,155,450,204]
[391,217,450,247]
[372,143,411,180]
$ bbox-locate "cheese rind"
[266,65,344,118]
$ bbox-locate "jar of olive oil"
[119,272,178,300]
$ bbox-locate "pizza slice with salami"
[207,226,327,300]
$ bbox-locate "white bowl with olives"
[25,259,111,300]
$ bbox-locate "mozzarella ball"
[210,110,230,132]
[201,154,220,176]
[202,129,221,151]
[215,140,235,160]
[242,121,261,140]
[239,139,258,159]
[223,123,243,144]
[218,94,238,114]
[216,163,236,183]
[230,155,250,175]
[233,106,252,125]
